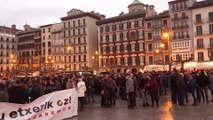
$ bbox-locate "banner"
[0,89,78,120]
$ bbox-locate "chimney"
[100,14,106,20]
[11,24,16,29]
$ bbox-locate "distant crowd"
[0,68,213,111]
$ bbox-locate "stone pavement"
[68,95,213,120]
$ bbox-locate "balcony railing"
[208,44,213,49]
[173,35,190,40]
[194,19,205,24]
[206,18,213,22]
[195,45,206,49]
[194,31,213,36]
[172,25,189,30]
[172,16,189,21]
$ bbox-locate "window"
[210,38,213,48]
[209,24,213,34]
[208,12,213,22]
[48,41,51,47]
[48,28,51,32]
[147,22,151,29]
[195,14,201,23]
[174,13,178,20]
[148,33,152,40]
[78,20,80,26]
[83,19,86,25]
[198,52,204,61]
[148,44,153,51]
[42,42,45,47]
[149,56,153,65]
[196,26,202,35]
[73,21,76,27]
[163,20,167,27]
[43,29,45,33]
[119,23,123,30]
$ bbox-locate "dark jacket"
[197,71,209,88]
[8,85,28,104]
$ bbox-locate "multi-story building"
[168,0,196,61]
[17,24,41,73]
[40,24,52,67]
[190,0,213,62]
[51,23,64,70]
[0,25,18,76]
[144,11,171,65]
[60,8,104,72]
[96,0,157,72]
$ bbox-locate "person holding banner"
[77,77,87,111]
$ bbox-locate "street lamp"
[10,54,17,77]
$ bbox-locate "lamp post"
[46,56,54,71]
[161,29,171,71]
[92,51,102,73]
[10,54,17,77]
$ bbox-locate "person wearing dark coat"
[31,80,43,102]
[148,75,159,108]
[8,80,28,104]
[177,73,186,106]
[197,70,210,103]
[0,83,9,102]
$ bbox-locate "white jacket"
[77,81,86,97]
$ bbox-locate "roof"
[16,29,40,36]
[61,12,101,21]
[128,0,144,8]
[96,11,146,25]
[189,0,213,9]
[40,24,53,28]
[168,0,188,4]
[145,11,170,21]
[0,25,20,31]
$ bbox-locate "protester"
[8,80,28,104]
[126,74,135,109]
[147,75,159,108]
[77,77,87,111]
[188,75,197,106]
[0,83,9,102]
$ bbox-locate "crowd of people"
[0,68,213,111]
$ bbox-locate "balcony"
[194,31,213,36]
[172,16,189,21]
[206,18,213,23]
[194,19,205,24]
[173,35,190,40]
[195,45,206,49]
[208,45,213,49]
[172,25,189,30]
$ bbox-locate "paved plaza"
[69,95,213,120]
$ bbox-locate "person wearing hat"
[77,77,87,111]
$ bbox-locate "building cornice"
[96,11,145,25]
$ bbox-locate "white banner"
[0,89,78,120]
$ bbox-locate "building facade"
[40,24,53,68]
[191,0,213,62]
[168,0,196,61]
[60,9,104,72]
[0,25,18,75]
[97,0,157,72]
[144,11,171,65]
[17,24,41,73]
[51,23,64,70]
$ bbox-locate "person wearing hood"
[77,77,87,111]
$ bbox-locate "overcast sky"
[0,0,171,29]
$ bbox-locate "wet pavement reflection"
[68,95,213,120]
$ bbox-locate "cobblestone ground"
[67,95,213,120]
